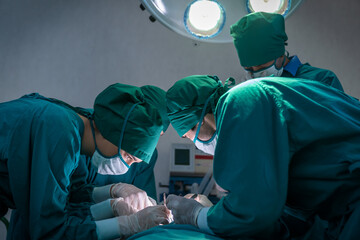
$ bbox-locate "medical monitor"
[170,143,195,172]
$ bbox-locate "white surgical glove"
[166,194,203,226]
[111,198,137,216]
[184,194,214,207]
[117,205,170,238]
[110,183,153,211]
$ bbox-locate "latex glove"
[110,183,153,211]
[118,205,170,238]
[166,194,203,226]
[184,194,214,207]
[111,198,137,216]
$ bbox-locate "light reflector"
[184,0,225,39]
[247,0,291,16]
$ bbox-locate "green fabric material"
[166,75,229,137]
[0,93,98,239]
[128,224,224,240]
[93,149,158,200]
[206,78,360,238]
[230,12,288,67]
[94,83,163,163]
[141,85,170,133]
[282,60,344,91]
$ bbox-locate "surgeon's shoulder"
[223,79,268,101]
[33,102,83,137]
[215,80,268,117]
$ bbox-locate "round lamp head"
[247,0,291,16]
[184,0,226,39]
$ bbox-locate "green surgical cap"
[230,12,288,67]
[94,83,162,163]
[167,75,232,137]
[141,85,170,133]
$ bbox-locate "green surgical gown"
[67,149,158,207]
[208,78,360,239]
[282,56,344,91]
[0,93,98,239]
[1,93,160,239]
[93,149,158,200]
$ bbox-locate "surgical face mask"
[245,57,285,80]
[195,133,217,155]
[89,119,130,175]
[91,150,129,175]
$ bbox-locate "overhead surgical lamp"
[140,0,304,43]
[247,0,290,16]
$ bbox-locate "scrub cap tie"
[117,102,140,167]
[94,83,162,163]
[230,12,288,67]
[166,75,235,137]
[140,85,170,133]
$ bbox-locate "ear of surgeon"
[183,113,216,142]
[91,120,141,165]
[79,115,141,176]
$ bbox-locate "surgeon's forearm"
[197,207,215,235]
[95,218,120,240]
[90,199,114,220]
[92,184,112,203]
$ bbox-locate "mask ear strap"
[224,77,235,88]
[275,54,287,71]
[193,95,212,144]
[281,54,286,67]
[118,102,141,167]
[90,120,98,150]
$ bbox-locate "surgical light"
[184,0,225,39]
[139,0,304,43]
[247,0,290,16]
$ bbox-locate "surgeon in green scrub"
[0,83,169,239]
[165,75,360,239]
[230,12,343,91]
[88,85,170,203]
[96,86,169,200]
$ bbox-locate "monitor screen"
[175,149,190,165]
[170,143,195,172]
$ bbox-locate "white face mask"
[194,133,217,156]
[245,57,285,80]
[91,150,129,175]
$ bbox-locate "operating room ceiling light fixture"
[247,0,290,16]
[139,0,304,43]
[184,0,226,39]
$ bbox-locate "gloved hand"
[111,198,137,216]
[110,183,154,211]
[184,194,214,207]
[166,194,203,226]
[117,205,170,238]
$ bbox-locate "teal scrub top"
[65,111,158,202]
[0,93,97,239]
[93,149,158,200]
[208,78,360,238]
[66,148,158,207]
[282,55,344,92]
